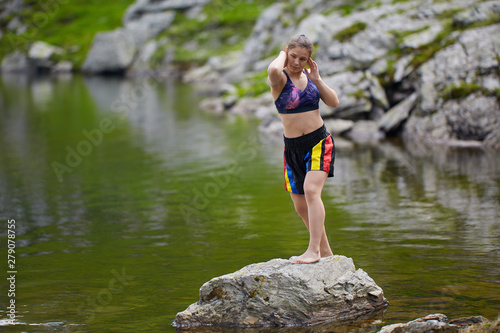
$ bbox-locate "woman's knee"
[303,184,321,201]
[303,171,327,201]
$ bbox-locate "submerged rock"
[1,51,28,73]
[378,313,490,333]
[173,256,388,329]
[378,314,454,333]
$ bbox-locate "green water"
[0,74,499,332]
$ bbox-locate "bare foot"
[291,250,321,264]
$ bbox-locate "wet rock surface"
[173,256,388,329]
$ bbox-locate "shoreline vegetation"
[1,0,499,148]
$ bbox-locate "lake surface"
[0,74,499,332]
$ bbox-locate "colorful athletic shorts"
[283,124,335,194]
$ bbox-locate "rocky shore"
[188,0,500,149]
[1,0,499,148]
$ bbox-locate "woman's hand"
[305,58,321,82]
[305,58,340,108]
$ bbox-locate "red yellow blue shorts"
[283,124,335,194]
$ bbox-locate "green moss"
[389,25,430,45]
[234,70,270,98]
[378,58,397,85]
[335,0,368,16]
[465,11,500,29]
[348,89,367,100]
[0,0,135,68]
[334,21,367,42]
[493,88,500,105]
[0,0,274,69]
[158,0,273,66]
[442,82,483,100]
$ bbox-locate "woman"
[267,35,340,264]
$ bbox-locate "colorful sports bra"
[274,70,320,114]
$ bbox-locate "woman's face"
[286,47,310,73]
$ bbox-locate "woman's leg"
[290,170,332,264]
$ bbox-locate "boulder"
[405,24,500,146]
[378,314,491,333]
[321,71,372,119]
[173,256,388,329]
[346,121,385,143]
[401,22,443,49]
[378,92,418,133]
[124,11,175,47]
[1,51,28,73]
[28,41,64,61]
[452,1,500,28]
[378,314,458,333]
[82,29,136,74]
[123,0,211,22]
[296,13,327,44]
[240,3,294,72]
[325,118,354,136]
[52,61,73,74]
[130,40,158,72]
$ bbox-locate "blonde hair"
[287,34,314,57]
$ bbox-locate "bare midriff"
[279,109,324,138]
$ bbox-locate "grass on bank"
[0,0,135,67]
[152,0,273,67]
[0,0,274,70]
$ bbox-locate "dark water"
[0,74,499,332]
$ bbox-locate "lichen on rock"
[173,255,388,329]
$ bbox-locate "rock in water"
[82,29,136,75]
[173,256,388,328]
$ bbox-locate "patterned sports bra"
[274,70,320,114]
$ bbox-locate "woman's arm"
[267,50,287,87]
[306,58,340,108]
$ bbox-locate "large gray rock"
[240,3,294,72]
[173,256,388,328]
[405,24,500,147]
[321,71,372,119]
[82,29,136,74]
[124,11,175,47]
[1,51,28,73]
[378,92,418,133]
[452,1,500,27]
[123,0,211,22]
[378,313,490,333]
[346,120,386,143]
[379,314,457,333]
[28,41,64,61]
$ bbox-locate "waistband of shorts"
[284,124,329,151]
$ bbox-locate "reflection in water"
[0,74,499,332]
[329,138,500,253]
